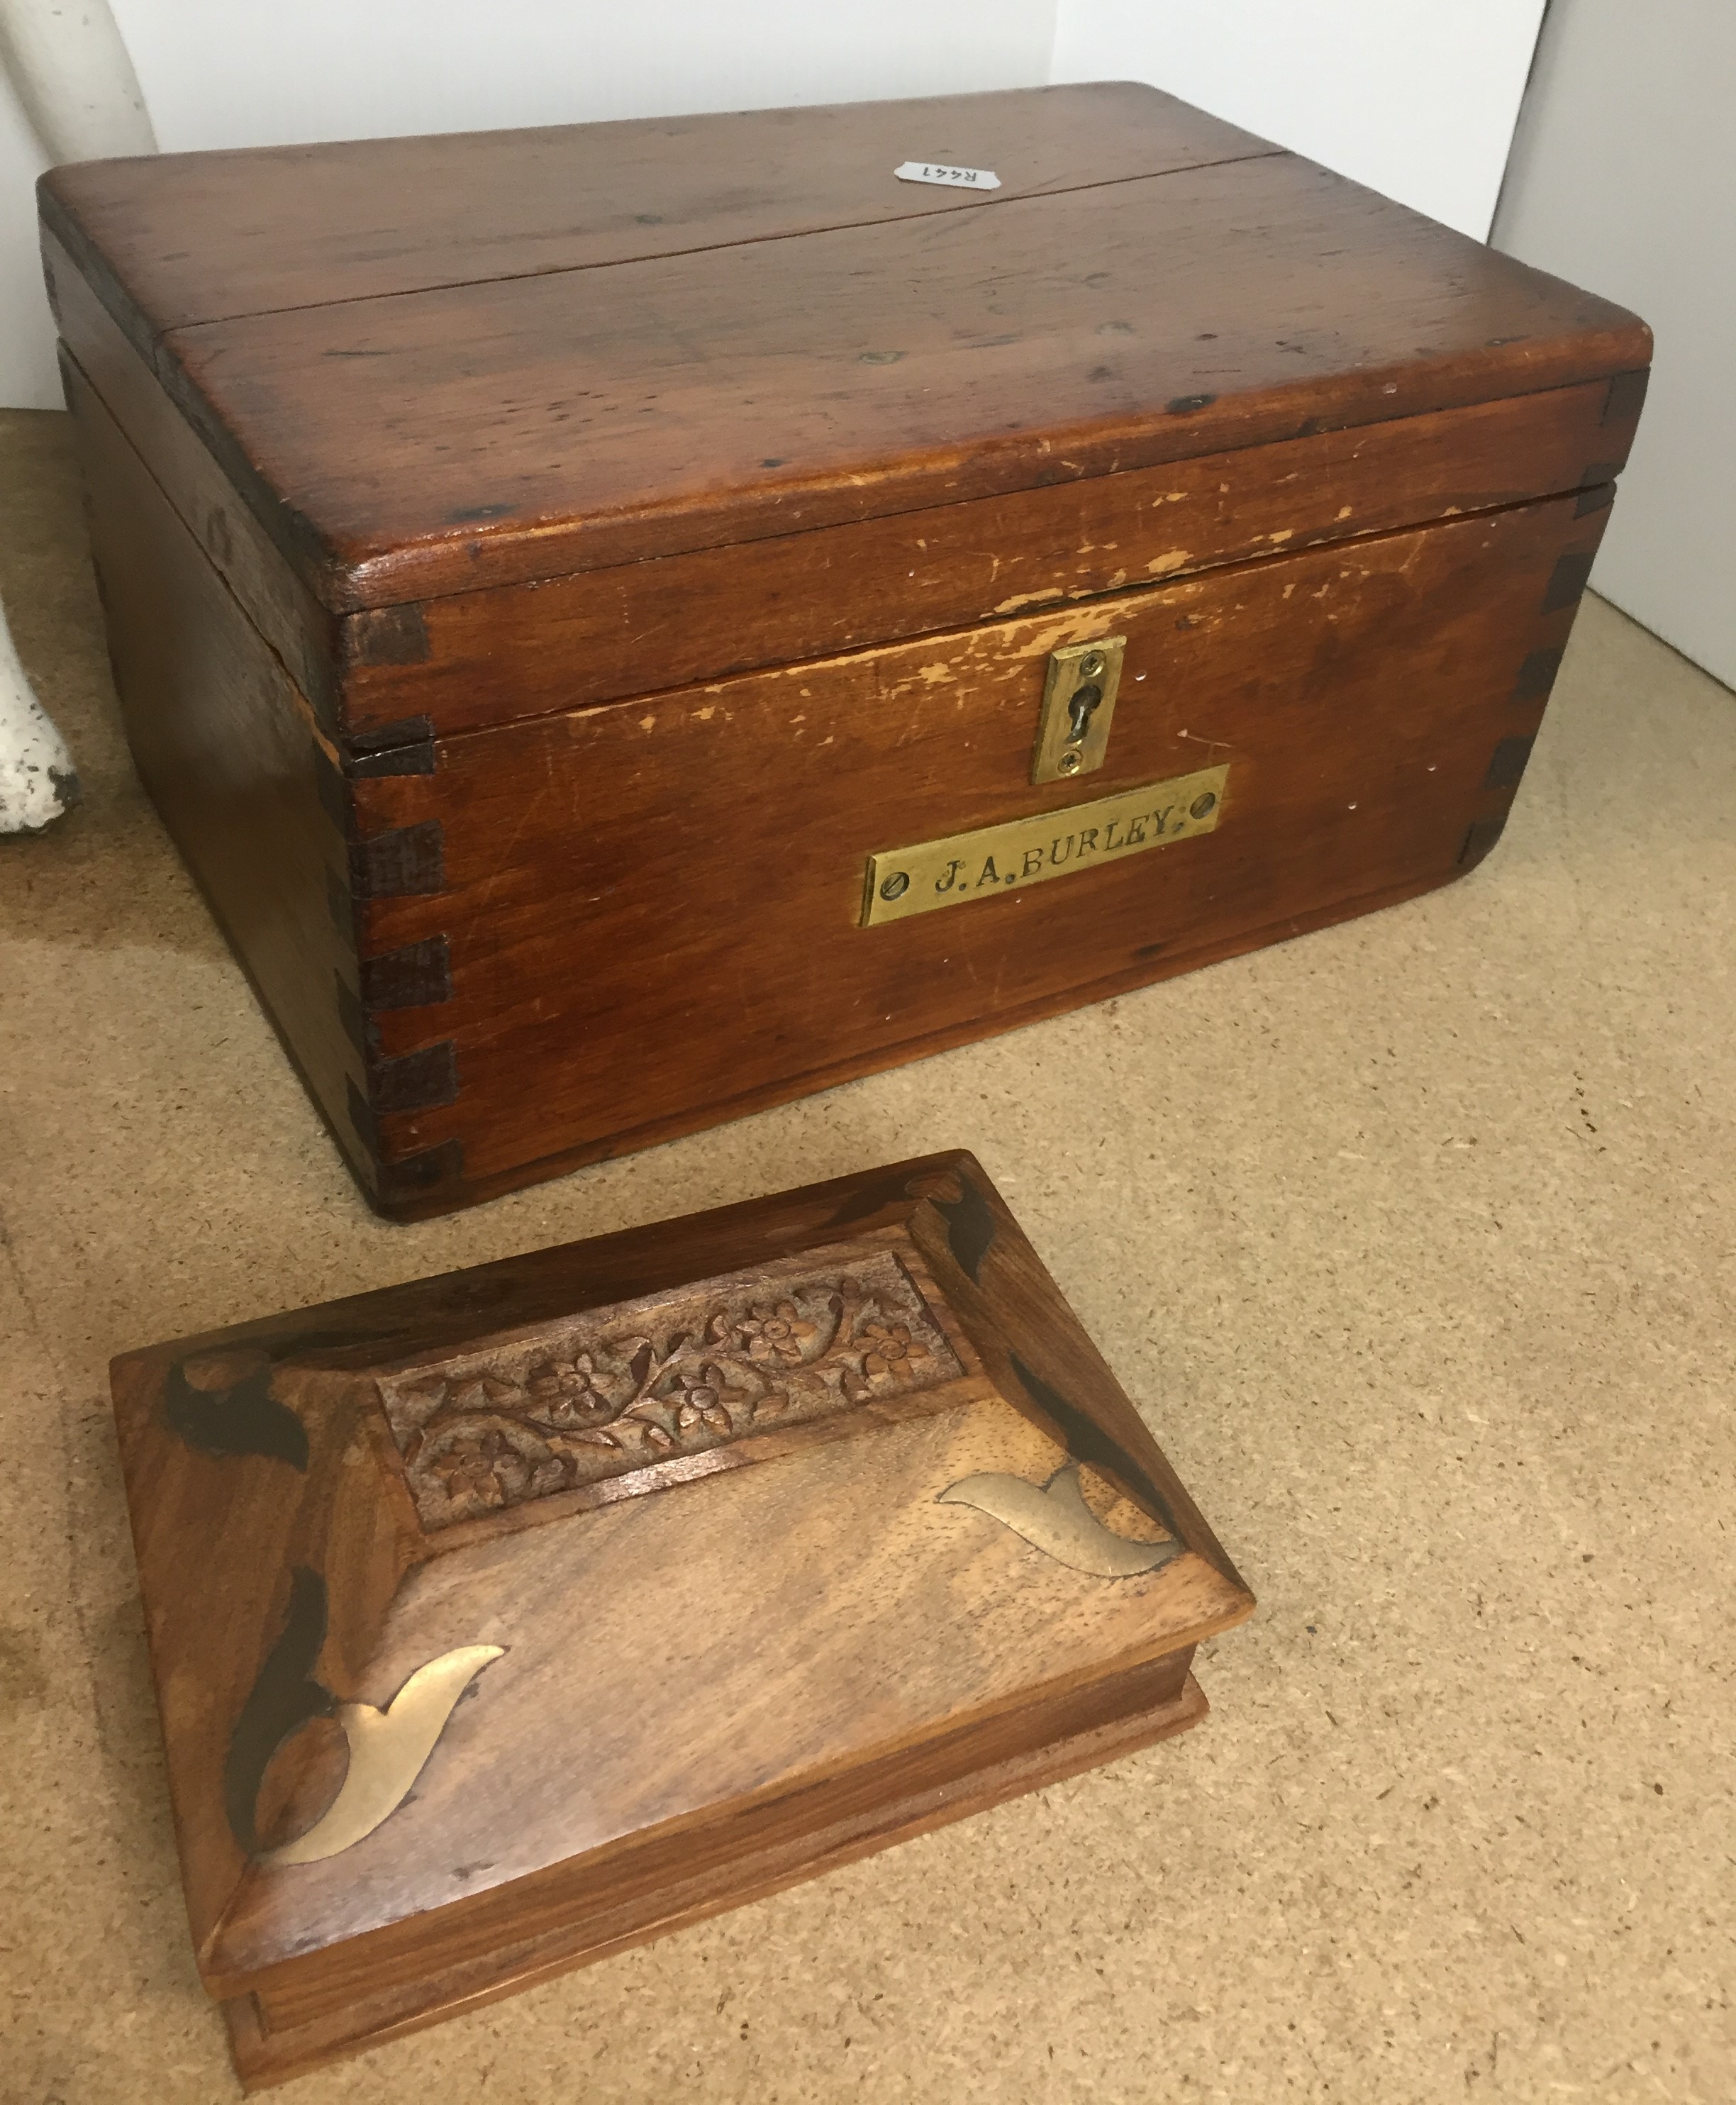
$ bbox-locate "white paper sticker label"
[893,160,1001,191]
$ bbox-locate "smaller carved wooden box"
[110,1155,1254,2087]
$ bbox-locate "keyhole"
[1067,682,1103,745]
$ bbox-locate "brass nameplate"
[861,765,1229,928]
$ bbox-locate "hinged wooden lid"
[45,83,1648,621]
[109,1153,1253,2081]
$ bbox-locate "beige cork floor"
[1,404,1732,2104]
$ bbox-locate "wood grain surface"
[48,235,1640,742]
[340,490,1612,1211]
[42,83,1271,338]
[335,375,1640,739]
[62,326,1623,1218]
[108,1153,1253,2084]
[43,87,1647,607]
[223,1668,1212,2087]
[47,81,1647,1218]
[60,349,377,1196]
[43,227,345,723]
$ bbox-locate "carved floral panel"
[376,1245,966,1530]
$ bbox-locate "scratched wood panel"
[48,114,1645,607]
[108,1154,1253,2084]
[43,82,1271,338]
[43,227,345,725]
[48,82,1647,1218]
[345,491,1610,1206]
[61,350,375,1193]
[48,223,1635,744]
[338,377,1636,738]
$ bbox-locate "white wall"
[106,0,1057,152]
[1,1,1552,410]
[0,0,1059,408]
[1052,0,1547,239]
[0,62,48,404]
[1493,0,1736,689]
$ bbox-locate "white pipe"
[0,0,156,163]
[0,611,80,831]
[0,0,156,831]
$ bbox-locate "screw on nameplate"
[893,160,1001,191]
[860,763,1230,928]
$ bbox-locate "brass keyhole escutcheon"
[1032,636,1127,786]
[1067,682,1103,744]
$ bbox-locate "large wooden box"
[108,1153,1254,2087]
[43,85,1650,1218]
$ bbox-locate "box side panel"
[60,350,379,1199]
[230,1660,1206,2084]
[344,491,1610,1216]
[341,375,1645,738]
[44,228,342,723]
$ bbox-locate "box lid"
[44,83,1649,616]
[108,1153,1252,2072]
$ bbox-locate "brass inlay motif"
[938,1463,1182,1578]
[262,1645,505,1867]
[861,764,1228,927]
[1031,635,1126,784]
